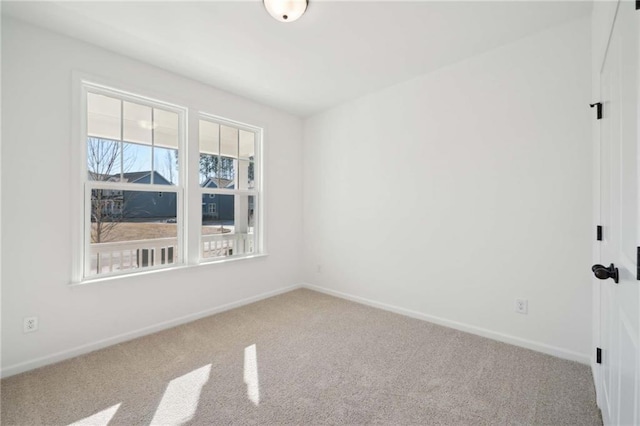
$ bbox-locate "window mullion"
[84,183,92,279]
[151,107,155,185]
[186,110,201,266]
[200,188,257,196]
[88,181,180,193]
[119,100,124,181]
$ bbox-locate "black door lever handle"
[592,264,619,284]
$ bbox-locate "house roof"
[106,171,172,185]
[94,171,238,188]
[120,171,151,183]
[201,177,234,189]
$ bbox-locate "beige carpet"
[2,288,601,425]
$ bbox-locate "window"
[82,83,184,279]
[199,116,260,260]
[77,81,262,282]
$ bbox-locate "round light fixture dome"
[264,0,308,23]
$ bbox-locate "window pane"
[200,194,256,260]
[88,93,121,140]
[239,130,255,160]
[201,194,234,259]
[88,189,178,277]
[220,125,238,158]
[238,160,253,190]
[123,101,152,145]
[200,153,217,186]
[123,142,152,183]
[218,157,236,186]
[199,155,235,188]
[248,195,256,235]
[87,137,121,180]
[235,194,256,254]
[154,147,178,185]
[199,120,219,155]
[199,121,241,189]
[154,108,179,149]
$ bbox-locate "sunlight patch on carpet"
[150,364,211,425]
[244,344,260,406]
[67,403,121,426]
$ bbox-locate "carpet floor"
[1,288,602,425]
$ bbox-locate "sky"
[124,142,179,185]
[88,138,179,185]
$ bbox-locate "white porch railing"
[202,233,255,259]
[89,237,178,276]
[88,233,255,276]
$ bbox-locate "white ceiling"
[3,1,591,117]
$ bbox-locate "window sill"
[70,253,269,288]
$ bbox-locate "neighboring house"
[92,171,254,222]
[201,177,234,221]
[92,171,177,220]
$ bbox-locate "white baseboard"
[302,283,591,365]
[1,284,302,378]
[2,282,591,378]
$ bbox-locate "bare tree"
[87,138,131,243]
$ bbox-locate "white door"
[596,1,639,425]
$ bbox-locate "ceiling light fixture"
[263,0,308,23]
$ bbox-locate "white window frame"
[208,203,217,214]
[71,75,265,285]
[76,81,186,282]
[198,113,262,263]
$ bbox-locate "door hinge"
[590,102,603,120]
[596,347,602,364]
[597,225,602,241]
[637,247,640,280]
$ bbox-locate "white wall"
[1,18,303,376]
[303,17,592,362]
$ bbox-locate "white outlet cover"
[23,316,38,333]
[515,299,528,314]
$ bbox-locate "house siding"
[121,171,177,220]
[202,179,235,221]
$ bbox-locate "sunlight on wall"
[244,344,260,405]
[150,364,211,425]
[67,403,121,426]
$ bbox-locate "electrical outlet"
[23,316,38,333]
[515,299,528,315]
